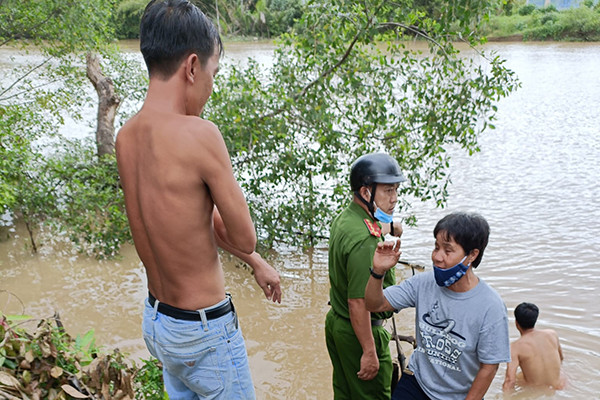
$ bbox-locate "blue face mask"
[433,256,469,287]
[373,207,394,224]
[366,190,394,224]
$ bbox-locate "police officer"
[326,153,406,399]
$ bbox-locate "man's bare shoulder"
[180,116,224,144]
[117,109,224,151]
[539,328,559,337]
[512,334,535,354]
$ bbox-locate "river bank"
[484,6,600,41]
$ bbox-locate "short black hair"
[140,0,223,78]
[433,212,490,268]
[514,302,539,330]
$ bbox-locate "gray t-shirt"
[383,271,510,400]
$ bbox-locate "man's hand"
[372,240,401,275]
[252,255,282,303]
[357,350,380,381]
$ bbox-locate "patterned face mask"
[433,256,469,287]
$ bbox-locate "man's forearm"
[365,276,387,312]
[348,298,376,354]
[466,363,498,400]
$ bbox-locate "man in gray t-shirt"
[365,212,510,400]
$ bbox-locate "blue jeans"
[142,296,256,400]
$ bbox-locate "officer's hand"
[357,350,379,381]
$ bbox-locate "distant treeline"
[485,0,600,41]
[115,0,303,39]
[112,0,600,42]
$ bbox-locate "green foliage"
[114,0,148,39]
[0,0,116,54]
[546,6,600,40]
[42,139,132,258]
[206,0,519,246]
[133,358,166,400]
[189,0,304,38]
[484,4,600,41]
[518,4,536,15]
[481,13,530,37]
[1,1,147,257]
[500,0,527,16]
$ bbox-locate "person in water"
[365,212,511,400]
[116,1,281,398]
[502,302,566,391]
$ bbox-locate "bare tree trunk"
[86,52,120,157]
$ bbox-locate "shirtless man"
[116,1,281,398]
[503,302,565,392]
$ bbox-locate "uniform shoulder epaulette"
[363,218,382,237]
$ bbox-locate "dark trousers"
[392,372,485,400]
[392,372,430,400]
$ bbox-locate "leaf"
[77,330,95,351]
[60,385,89,399]
[50,366,63,378]
[0,371,21,389]
[4,315,33,323]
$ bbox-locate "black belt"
[148,292,234,321]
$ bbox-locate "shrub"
[557,6,600,40]
[114,0,147,39]
[540,4,558,13]
[518,4,536,15]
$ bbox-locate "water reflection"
[1,41,599,399]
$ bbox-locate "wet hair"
[140,0,223,78]
[514,302,539,330]
[433,212,489,268]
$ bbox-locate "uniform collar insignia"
[363,218,381,237]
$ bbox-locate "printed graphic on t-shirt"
[416,301,466,372]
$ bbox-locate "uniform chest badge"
[363,219,382,237]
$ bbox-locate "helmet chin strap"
[355,184,378,220]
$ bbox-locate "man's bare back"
[504,326,565,391]
[117,114,252,310]
[116,46,267,311]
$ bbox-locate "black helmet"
[350,153,406,191]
